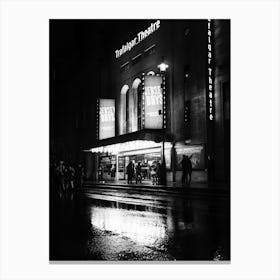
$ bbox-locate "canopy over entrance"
[91,139,173,155]
[89,129,165,152]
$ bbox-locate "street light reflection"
[90,206,167,246]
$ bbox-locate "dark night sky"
[50,20,155,162]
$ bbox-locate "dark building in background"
[50,19,230,187]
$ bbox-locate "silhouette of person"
[126,161,134,184]
[135,162,142,184]
[181,155,187,184]
[186,155,193,185]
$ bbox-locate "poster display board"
[143,75,163,129]
[99,155,116,180]
[175,144,205,170]
[99,98,115,140]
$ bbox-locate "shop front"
[91,137,172,184]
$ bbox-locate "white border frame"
[0,0,280,279]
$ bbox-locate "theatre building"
[86,19,230,187]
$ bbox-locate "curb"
[81,182,230,198]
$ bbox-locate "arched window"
[131,78,142,132]
[146,71,155,76]
[120,85,129,135]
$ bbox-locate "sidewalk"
[82,180,230,197]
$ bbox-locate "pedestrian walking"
[69,165,75,189]
[76,164,84,187]
[150,162,157,185]
[64,165,71,190]
[156,161,161,185]
[181,155,187,184]
[135,162,142,184]
[126,161,134,184]
[186,155,193,185]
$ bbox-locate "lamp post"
[157,57,168,186]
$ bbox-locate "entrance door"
[118,156,125,180]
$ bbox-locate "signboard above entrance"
[115,20,160,59]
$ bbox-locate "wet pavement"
[50,186,230,261]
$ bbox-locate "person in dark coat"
[126,161,134,184]
[69,165,75,189]
[181,155,187,184]
[156,161,161,185]
[135,162,142,184]
[76,164,84,187]
[150,162,157,185]
[186,155,193,185]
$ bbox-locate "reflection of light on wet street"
[90,206,166,246]
[50,189,230,260]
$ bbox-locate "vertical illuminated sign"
[98,99,115,140]
[143,75,163,129]
[207,19,215,121]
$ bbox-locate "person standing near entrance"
[126,161,134,184]
[135,162,142,184]
[150,161,157,185]
[181,155,187,184]
[186,155,193,185]
[156,161,161,185]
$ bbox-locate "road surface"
[50,186,230,261]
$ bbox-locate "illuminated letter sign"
[207,19,215,121]
[115,20,160,58]
[99,99,115,140]
[143,75,163,129]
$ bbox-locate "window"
[120,62,130,73]
[132,53,142,66]
[120,85,129,135]
[144,44,156,57]
[131,78,142,132]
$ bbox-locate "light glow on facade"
[91,140,172,155]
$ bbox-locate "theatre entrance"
[117,151,161,182]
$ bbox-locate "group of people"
[126,155,193,186]
[50,161,85,193]
[126,160,163,185]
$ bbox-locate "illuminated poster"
[175,144,205,170]
[144,75,163,129]
[99,99,115,140]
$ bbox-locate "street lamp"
[157,57,168,186]
[157,61,169,72]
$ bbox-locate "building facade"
[86,19,230,187]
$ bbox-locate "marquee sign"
[98,99,115,140]
[142,75,163,129]
[115,20,160,59]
